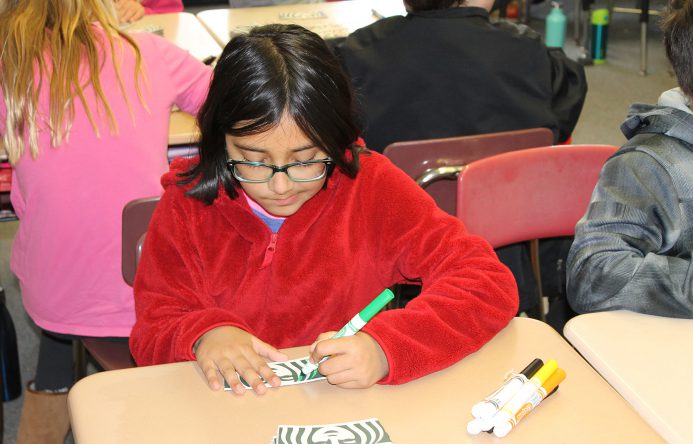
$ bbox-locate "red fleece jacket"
[130,151,518,384]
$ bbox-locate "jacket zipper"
[260,233,278,268]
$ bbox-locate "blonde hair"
[0,0,145,164]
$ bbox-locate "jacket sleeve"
[129,183,253,365]
[360,158,519,384]
[567,150,693,318]
[547,48,587,143]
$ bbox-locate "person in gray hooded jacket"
[566,0,693,318]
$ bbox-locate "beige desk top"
[167,110,199,146]
[564,310,693,444]
[197,1,379,46]
[68,317,662,443]
[122,12,219,146]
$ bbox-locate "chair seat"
[81,338,135,371]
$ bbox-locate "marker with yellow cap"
[493,367,567,437]
[491,360,559,430]
[471,358,544,420]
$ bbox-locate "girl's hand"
[308,332,389,388]
[115,0,145,23]
[193,326,288,395]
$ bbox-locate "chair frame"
[383,128,554,215]
[77,196,160,376]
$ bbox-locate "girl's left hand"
[115,0,145,23]
[308,331,389,388]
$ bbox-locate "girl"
[0,0,211,441]
[130,24,517,395]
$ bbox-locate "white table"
[565,310,693,444]
[197,0,396,46]
[68,317,662,443]
[122,11,222,61]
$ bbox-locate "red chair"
[78,197,160,373]
[383,128,554,215]
[121,197,160,287]
[456,144,618,319]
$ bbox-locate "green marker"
[300,289,395,377]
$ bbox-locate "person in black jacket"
[336,0,587,152]
[336,0,587,326]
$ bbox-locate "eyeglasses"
[226,158,333,183]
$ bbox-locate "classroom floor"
[1,1,674,442]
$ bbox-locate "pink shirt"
[142,0,183,14]
[0,28,212,336]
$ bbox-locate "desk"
[564,310,693,444]
[123,12,220,147]
[197,1,382,46]
[123,12,222,61]
[68,318,662,443]
[167,111,199,146]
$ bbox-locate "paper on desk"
[119,22,164,36]
[271,418,393,444]
[224,356,325,390]
[371,0,407,19]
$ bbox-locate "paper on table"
[271,418,393,444]
[120,23,164,36]
[371,0,407,19]
[224,356,325,390]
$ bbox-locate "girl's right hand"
[193,326,288,395]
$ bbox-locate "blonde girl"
[0,1,211,441]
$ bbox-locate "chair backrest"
[79,196,160,373]
[383,128,554,215]
[122,196,160,286]
[456,144,619,249]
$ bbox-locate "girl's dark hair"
[661,0,693,96]
[182,24,363,204]
[404,0,464,11]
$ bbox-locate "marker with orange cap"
[491,360,559,431]
[467,358,544,435]
[467,360,557,435]
[493,367,567,437]
[471,358,544,420]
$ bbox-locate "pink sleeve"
[141,0,183,14]
[151,36,213,115]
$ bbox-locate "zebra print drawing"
[272,418,393,444]
[224,357,326,390]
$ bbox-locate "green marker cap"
[359,289,395,322]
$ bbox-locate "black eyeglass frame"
[225,158,334,183]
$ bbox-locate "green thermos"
[591,9,609,64]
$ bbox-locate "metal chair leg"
[73,340,87,381]
[529,239,547,322]
[640,21,648,76]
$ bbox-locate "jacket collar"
[621,103,693,146]
[408,7,490,20]
[213,166,345,242]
